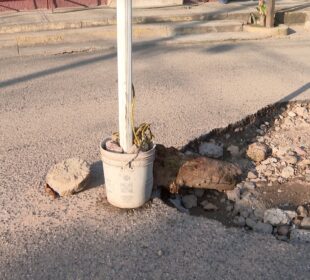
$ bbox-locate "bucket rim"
[100,137,156,160]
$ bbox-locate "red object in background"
[0,0,47,11]
[0,0,107,12]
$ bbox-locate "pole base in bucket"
[100,138,156,209]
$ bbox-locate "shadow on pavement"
[87,160,105,190]
[278,82,310,103]
[1,197,310,279]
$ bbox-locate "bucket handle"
[124,148,141,169]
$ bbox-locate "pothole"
[159,100,310,242]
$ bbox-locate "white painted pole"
[117,0,133,152]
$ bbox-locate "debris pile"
[161,101,310,242]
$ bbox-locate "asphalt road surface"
[1,35,310,279]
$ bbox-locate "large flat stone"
[176,157,242,191]
[46,158,90,196]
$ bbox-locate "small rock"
[281,166,294,178]
[182,195,197,209]
[226,188,240,202]
[169,197,189,213]
[273,146,288,157]
[248,213,260,222]
[290,229,310,243]
[233,216,246,227]
[256,136,265,142]
[269,157,278,163]
[288,111,296,117]
[269,176,278,182]
[295,147,307,156]
[247,171,257,179]
[297,205,309,217]
[243,181,256,191]
[277,225,290,236]
[184,150,197,156]
[200,200,218,211]
[284,210,297,220]
[253,207,266,220]
[106,140,124,153]
[46,158,90,197]
[283,155,298,165]
[220,197,226,203]
[301,217,310,229]
[241,190,256,200]
[240,209,251,218]
[246,143,269,162]
[253,222,273,234]
[226,204,233,212]
[263,208,290,226]
[256,129,264,136]
[227,145,240,157]
[298,159,310,167]
[245,217,256,229]
[199,142,223,158]
[260,158,270,165]
[264,169,273,176]
[157,250,163,256]
[194,189,204,198]
[295,107,307,117]
[292,218,302,227]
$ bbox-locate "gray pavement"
[1,35,310,279]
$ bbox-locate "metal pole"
[266,0,275,28]
[117,0,133,152]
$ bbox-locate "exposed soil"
[255,181,310,210]
[163,101,310,233]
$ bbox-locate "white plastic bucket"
[100,138,156,208]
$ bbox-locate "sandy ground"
[1,34,310,279]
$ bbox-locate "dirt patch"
[256,181,310,210]
[161,100,310,240]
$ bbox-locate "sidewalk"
[0,0,309,57]
[1,1,309,33]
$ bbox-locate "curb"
[0,30,290,60]
[0,11,250,34]
[0,20,302,59]
[2,20,245,48]
[0,9,308,35]
[243,24,289,37]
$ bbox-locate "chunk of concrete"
[46,158,90,196]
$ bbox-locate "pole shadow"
[86,160,105,190]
